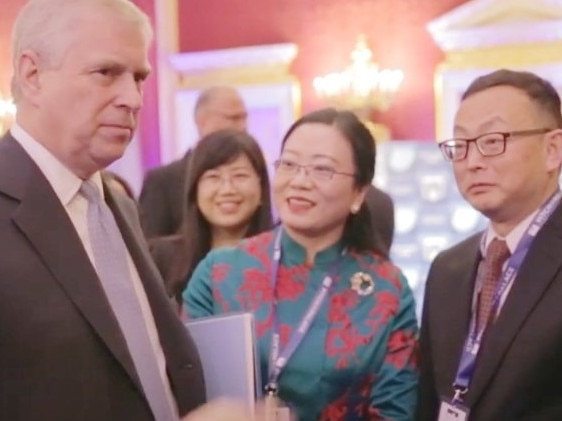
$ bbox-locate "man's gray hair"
[193,86,241,119]
[11,0,152,100]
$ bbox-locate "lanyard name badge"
[264,228,344,421]
[438,191,562,421]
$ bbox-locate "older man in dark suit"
[3,0,259,420]
[417,69,562,421]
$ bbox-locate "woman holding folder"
[183,108,418,421]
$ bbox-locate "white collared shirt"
[482,209,539,257]
[478,208,540,313]
[10,123,178,418]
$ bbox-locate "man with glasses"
[416,69,562,421]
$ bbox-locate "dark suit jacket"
[0,135,205,420]
[139,152,191,238]
[364,185,395,256]
[148,234,185,301]
[417,202,562,421]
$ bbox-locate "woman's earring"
[351,204,360,214]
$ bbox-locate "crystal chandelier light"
[313,35,404,112]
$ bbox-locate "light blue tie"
[80,181,176,421]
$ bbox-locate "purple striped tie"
[81,181,176,421]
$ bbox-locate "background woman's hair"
[169,129,273,299]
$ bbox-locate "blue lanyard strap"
[266,228,345,393]
[452,190,562,402]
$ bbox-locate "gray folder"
[184,312,262,407]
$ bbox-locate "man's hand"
[182,398,264,421]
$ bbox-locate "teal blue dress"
[183,230,418,421]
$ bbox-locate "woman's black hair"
[168,129,273,299]
[280,108,387,257]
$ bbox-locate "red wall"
[2,0,471,168]
[178,0,470,140]
[131,0,161,168]
[0,0,26,96]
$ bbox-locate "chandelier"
[313,35,404,112]
[0,94,16,136]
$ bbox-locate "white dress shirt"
[478,208,540,314]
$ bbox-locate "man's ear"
[195,109,209,137]
[545,128,562,172]
[16,50,43,105]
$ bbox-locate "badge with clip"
[264,385,294,421]
[437,390,470,421]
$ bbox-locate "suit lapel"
[2,138,142,392]
[433,236,481,393]
[467,203,562,404]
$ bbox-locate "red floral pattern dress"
[183,230,419,421]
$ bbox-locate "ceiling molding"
[428,0,562,51]
[169,43,298,74]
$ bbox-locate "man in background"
[139,86,247,237]
[417,69,562,420]
[2,0,258,419]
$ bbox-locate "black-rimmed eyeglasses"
[439,128,552,162]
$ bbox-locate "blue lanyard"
[452,191,562,403]
[265,228,345,394]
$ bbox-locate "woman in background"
[149,129,272,305]
[183,109,418,421]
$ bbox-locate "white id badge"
[438,398,470,421]
[264,394,295,421]
[264,394,279,421]
[275,405,292,421]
